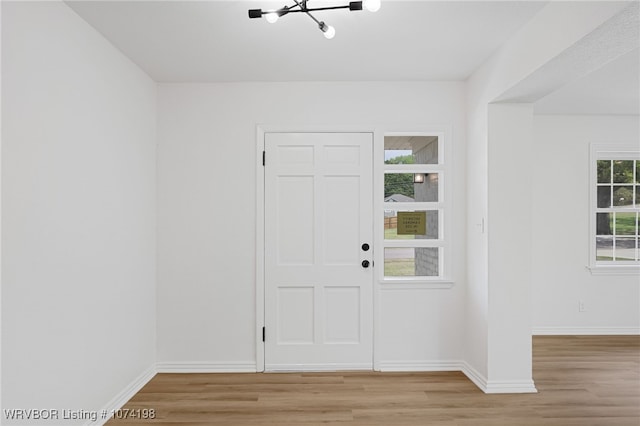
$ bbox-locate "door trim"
[255,125,380,372]
[255,124,453,372]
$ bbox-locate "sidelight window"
[383,135,449,281]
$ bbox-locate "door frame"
[255,124,382,372]
[255,124,452,372]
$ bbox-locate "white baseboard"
[379,360,463,372]
[85,362,254,426]
[372,360,539,394]
[460,362,537,394]
[87,356,542,424]
[484,380,538,394]
[265,363,371,372]
[156,361,257,373]
[533,326,640,335]
[87,364,156,426]
[460,361,488,391]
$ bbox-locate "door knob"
[361,243,370,251]
[362,260,370,268]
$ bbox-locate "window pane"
[384,210,439,240]
[384,136,439,165]
[596,236,613,260]
[636,160,639,184]
[636,186,640,206]
[384,247,439,277]
[597,186,611,208]
[612,186,634,207]
[613,160,634,183]
[615,212,638,236]
[384,173,438,202]
[614,237,637,261]
[597,160,611,183]
[596,212,613,235]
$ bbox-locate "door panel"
[276,176,314,264]
[264,132,373,370]
[324,176,360,265]
[324,286,361,343]
[277,287,315,344]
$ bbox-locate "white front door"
[264,132,373,371]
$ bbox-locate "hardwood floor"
[106,336,640,425]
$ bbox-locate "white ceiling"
[66,0,547,82]
[534,48,639,115]
[66,0,639,114]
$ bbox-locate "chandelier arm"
[258,4,294,15]
[292,0,322,27]
[265,5,351,14]
[304,5,353,12]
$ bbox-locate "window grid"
[383,135,447,280]
[594,158,640,264]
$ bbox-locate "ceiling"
[66,0,547,82]
[534,48,639,115]
[66,0,639,115]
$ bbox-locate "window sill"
[587,265,640,276]
[379,280,454,290]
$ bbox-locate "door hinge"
[262,326,265,342]
[262,151,266,166]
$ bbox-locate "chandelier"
[248,0,381,39]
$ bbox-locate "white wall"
[532,115,640,334]
[0,0,4,416]
[156,82,467,369]
[465,1,630,389]
[2,2,157,424]
[487,103,534,391]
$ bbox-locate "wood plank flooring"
[106,336,640,425]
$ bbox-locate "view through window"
[383,136,445,279]
[595,158,640,264]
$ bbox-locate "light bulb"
[265,12,279,23]
[323,24,336,39]
[364,0,381,12]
